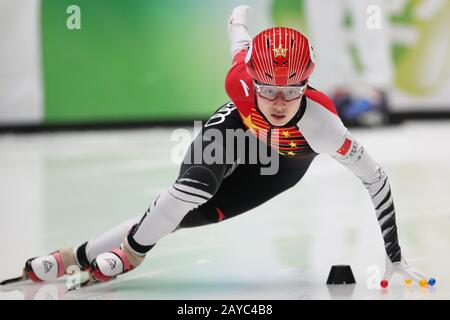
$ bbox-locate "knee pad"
[176,165,220,197]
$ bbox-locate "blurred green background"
[42,0,235,123]
[16,0,447,125]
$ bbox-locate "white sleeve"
[331,130,379,181]
[227,5,252,58]
[297,99,377,178]
[297,100,347,154]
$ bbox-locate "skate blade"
[0,272,28,286]
[66,274,116,293]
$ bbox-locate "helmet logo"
[273,44,287,58]
[245,44,253,63]
[309,44,316,64]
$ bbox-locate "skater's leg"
[88,120,236,280]
[72,155,226,283]
[14,104,241,284]
[26,162,224,284]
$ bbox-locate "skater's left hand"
[381,256,436,288]
[228,5,252,30]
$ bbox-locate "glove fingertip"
[428,278,436,286]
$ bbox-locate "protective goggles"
[254,81,307,102]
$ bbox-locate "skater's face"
[255,82,305,126]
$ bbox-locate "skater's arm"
[298,91,401,263]
[331,130,402,263]
[330,132,435,286]
[299,92,434,285]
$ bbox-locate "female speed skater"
[1,5,435,290]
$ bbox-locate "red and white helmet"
[245,27,315,86]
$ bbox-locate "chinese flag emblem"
[337,138,352,155]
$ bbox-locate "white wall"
[0,0,43,124]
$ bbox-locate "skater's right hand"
[228,5,252,31]
[381,256,436,288]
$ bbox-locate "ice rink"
[1,121,449,300]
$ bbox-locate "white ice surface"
[0,121,449,299]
